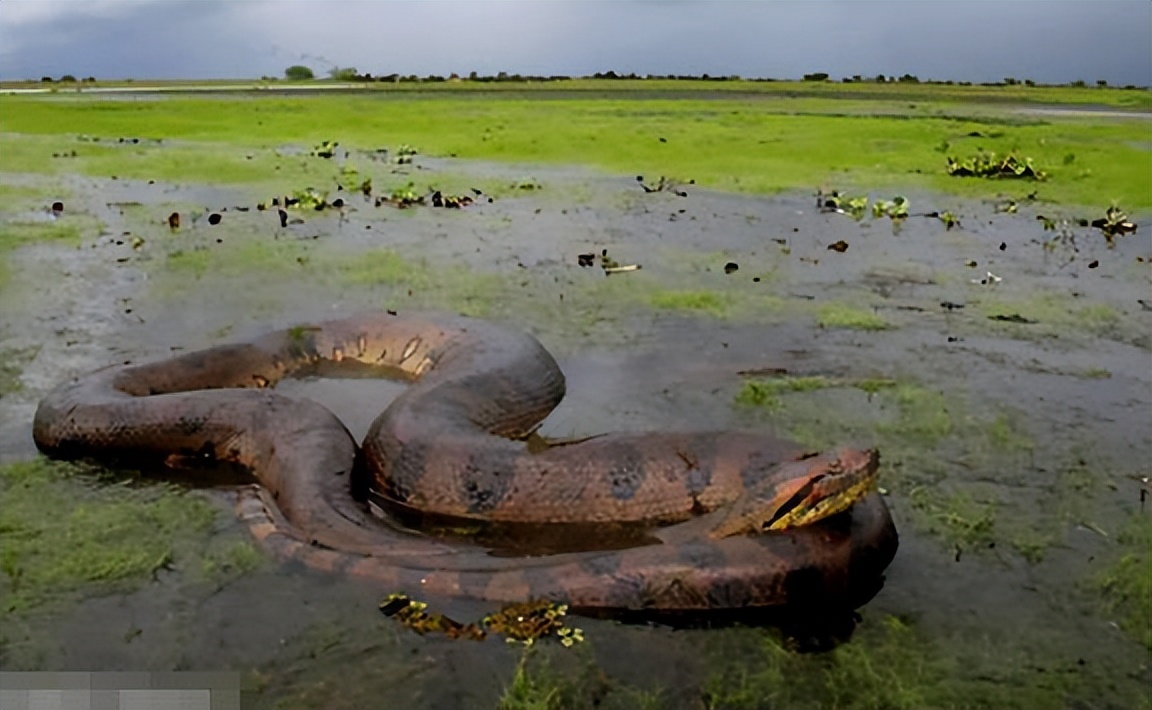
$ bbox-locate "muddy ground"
[0,148,1149,709]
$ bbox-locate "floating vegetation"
[872,195,910,220]
[337,164,372,196]
[310,140,339,159]
[377,593,485,640]
[935,211,960,230]
[288,187,329,211]
[395,144,418,164]
[818,190,869,220]
[379,595,583,647]
[373,182,476,209]
[484,600,584,648]
[946,151,1047,180]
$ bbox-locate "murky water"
[1,146,1149,708]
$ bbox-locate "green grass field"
[1,80,1148,208]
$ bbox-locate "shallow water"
[1,147,1149,708]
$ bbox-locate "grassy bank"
[1,84,1148,208]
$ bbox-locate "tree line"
[279,65,1138,89]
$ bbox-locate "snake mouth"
[762,449,880,531]
[762,474,829,530]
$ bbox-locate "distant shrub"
[284,65,314,80]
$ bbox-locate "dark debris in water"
[989,314,1038,324]
[637,174,692,196]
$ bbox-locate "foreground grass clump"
[0,346,39,396]
[0,458,219,614]
[1097,512,1152,650]
[735,376,836,410]
[975,291,1129,343]
[648,289,729,317]
[0,217,90,291]
[698,613,1144,710]
[816,303,890,331]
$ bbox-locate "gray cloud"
[1,0,1148,85]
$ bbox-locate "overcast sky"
[0,1,1149,85]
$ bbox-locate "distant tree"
[1023,79,1035,87]
[284,65,314,80]
[1003,77,1018,85]
[468,71,478,80]
[328,67,358,81]
[84,76,96,83]
[802,72,829,82]
[898,74,920,83]
[1070,79,1086,87]
[59,74,77,82]
[1096,79,1108,87]
[41,76,54,83]
[874,74,886,83]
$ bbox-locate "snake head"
[708,448,880,539]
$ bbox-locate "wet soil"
[0,149,1149,708]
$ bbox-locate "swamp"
[0,80,1149,709]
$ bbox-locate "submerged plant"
[872,195,910,220]
[819,190,869,220]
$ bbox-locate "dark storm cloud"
[0,1,264,80]
[1,1,1148,86]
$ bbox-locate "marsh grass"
[1096,512,1152,650]
[647,289,730,317]
[734,376,836,410]
[0,346,39,396]
[816,303,891,331]
[2,88,1148,207]
[697,612,1135,710]
[975,291,1129,343]
[0,214,96,290]
[497,645,673,710]
[0,458,219,614]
